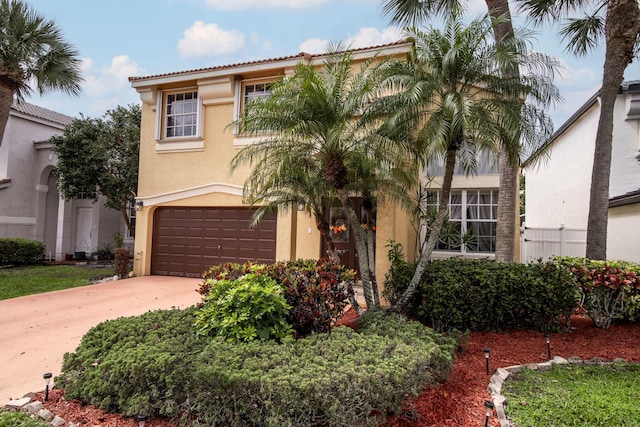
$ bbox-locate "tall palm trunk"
[0,85,14,146]
[585,0,640,260]
[336,187,376,309]
[394,147,456,311]
[315,214,341,263]
[487,0,519,263]
[363,201,380,306]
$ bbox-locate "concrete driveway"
[0,275,202,403]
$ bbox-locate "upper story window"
[233,78,277,147]
[164,90,198,138]
[243,82,272,108]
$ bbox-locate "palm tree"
[518,0,640,260]
[0,0,83,144]
[230,49,418,311]
[386,15,559,311]
[382,0,529,264]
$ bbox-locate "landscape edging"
[488,355,630,427]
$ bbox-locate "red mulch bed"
[33,310,640,426]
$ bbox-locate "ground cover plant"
[502,363,640,427]
[0,410,47,427]
[0,265,115,300]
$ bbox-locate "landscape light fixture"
[43,372,52,401]
[545,334,551,359]
[483,347,490,375]
[484,400,494,427]
[137,414,148,427]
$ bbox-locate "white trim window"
[164,90,199,138]
[425,189,498,253]
[233,78,276,146]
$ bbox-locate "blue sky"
[25,0,631,129]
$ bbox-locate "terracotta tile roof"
[129,40,411,83]
[11,101,73,126]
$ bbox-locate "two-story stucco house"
[523,80,640,263]
[0,101,125,261]
[129,42,507,279]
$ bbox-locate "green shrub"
[199,259,354,337]
[113,247,130,278]
[555,256,640,328]
[191,311,456,426]
[58,307,209,418]
[195,273,294,342]
[384,247,579,332]
[58,308,456,426]
[0,238,45,266]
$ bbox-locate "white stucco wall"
[524,103,599,229]
[608,203,640,263]
[525,90,640,263]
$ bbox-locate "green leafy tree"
[382,0,532,264]
[51,104,141,237]
[518,0,640,260]
[0,0,82,144]
[386,15,559,310]
[231,49,419,312]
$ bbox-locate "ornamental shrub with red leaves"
[198,259,355,337]
[555,256,640,329]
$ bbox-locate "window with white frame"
[425,189,498,253]
[233,78,275,143]
[243,82,272,107]
[125,201,136,240]
[163,90,198,138]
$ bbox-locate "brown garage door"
[151,207,277,277]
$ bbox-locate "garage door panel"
[152,207,277,277]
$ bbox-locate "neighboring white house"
[0,101,126,261]
[523,80,640,263]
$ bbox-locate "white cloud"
[299,26,403,54]
[205,0,327,10]
[177,21,245,58]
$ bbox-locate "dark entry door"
[321,198,366,272]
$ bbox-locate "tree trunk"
[336,187,376,309]
[486,0,519,263]
[0,84,14,146]
[394,148,456,312]
[585,0,640,260]
[315,214,341,263]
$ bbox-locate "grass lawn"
[0,264,115,300]
[502,363,640,427]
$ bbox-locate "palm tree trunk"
[585,0,640,260]
[486,0,519,263]
[315,214,341,263]
[336,188,375,309]
[394,148,456,312]
[0,85,14,147]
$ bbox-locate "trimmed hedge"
[384,254,579,332]
[0,238,45,265]
[58,308,456,426]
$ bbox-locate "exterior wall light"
[297,202,305,211]
[135,200,144,211]
[43,372,52,401]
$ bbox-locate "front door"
[75,207,92,253]
[321,198,366,272]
